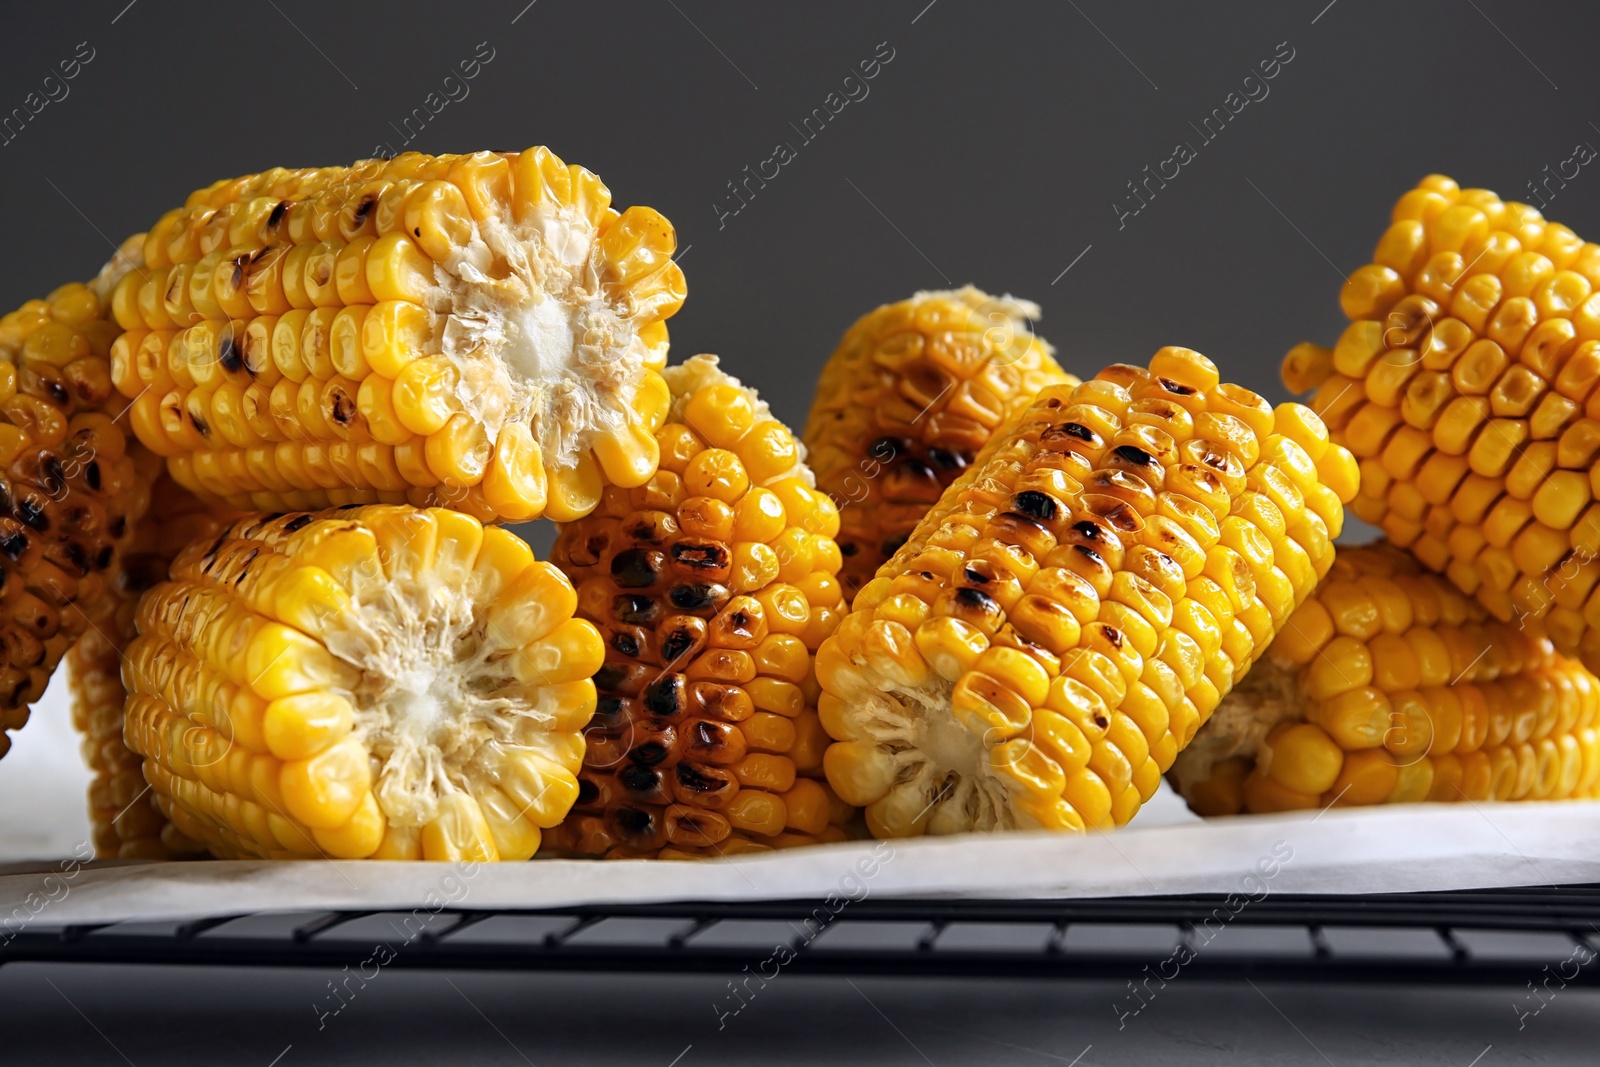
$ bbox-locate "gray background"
[2,0,1599,1063]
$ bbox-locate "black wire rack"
[4,885,1598,984]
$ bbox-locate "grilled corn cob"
[1171,542,1600,814]
[1287,174,1600,673]
[109,147,685,524]
[817,348,1359,837]
[123,505,603,860]
[0,239,151,755]
[804,288,1076,603]
[546,355,853,857]
[70,472,218,858]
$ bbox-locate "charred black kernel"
[353,195,376,226]
[108,515,127,539]
[593,664,631,691]
[1158,377,1196,396]
[611,632,640,657]
[619,763,659,794]
[643,674,685,718]
[282,514,315,534]
[693,721,722,748]
[629,741,668,766]
[675,762,723,794]
[1093,712,1110,729]
[1103,626,1123,649]
[963,567,990,585]
[230,256,248,291]
[613,807,654,836]
[0,531,26,560]
[575,778,601,805]
[954,586,999,613]
[1072,520,1108,542]
[880,532,910,558]
[611,548,659,588]
[218,331,244,374]
[1113,444,1156,468]
[927,446,967,471]
[94,544,114,570]
[84,461,101,491]
[329,391,356,425]
[592,694,627,728]
[1073,544,1105,567]
[671,541,728,570]
[63,541,88,574]
[660,627,697,664]
[613,594,656,624]
[669,582,725,611]
[1012,490,1058,521]
[44,380,69,407]
[584,533,610,557]
[267,200,289,229]
[1061,422,1096,441]
[14,499,46,532]
[234,548,260,583]
[839,541,859,557]
[41,456,65,497]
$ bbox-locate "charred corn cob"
[109,147,685,524]
[1287,174,1600,673]
[817,348,1359,837]
[546,355,854,858]
[70,472,219,859]
[123,505,604,860]
[804,288,1076,604]
[1172,542,1600,815]
[0,239,152,755]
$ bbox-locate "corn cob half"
[0,239,152,755]
[1286,174,1600,673]
[1171,542,1600,815]
[70,472,219,858]
[546,355,854,857]
[123,505,603,860]
[817,348,1359,837]
[803,288,1076,604]
[109,148,686,525]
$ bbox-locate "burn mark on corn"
[668,582,725,611]
[613,807,654,837]
[658,626,696,663]
[613,594,656,624]
[267,201,290,230]
[643,674,685,718]
[14,500,46,532]
[1012,490,1059,522]
[630,741,669,766]
[1158,377,1196,395]
[675,761,723,794]
[1113,444,1156,470]
[84,461,101,491]
[189,411,210,436]
[575,777,601,805]
[283,515,314,533]
[953,587,1000,614]
[329,391,357,426]
[1103,626,1124,649]
[218,330,244,375]
[927,446,968,471]
[611,548,660,588]
[0,530,27,560]
[352,195,376,228]
[619,763,660,795]
[670,541,728,570]
[611,632,640,658]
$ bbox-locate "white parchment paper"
[3,801,1597,928]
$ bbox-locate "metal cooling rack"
[4,886,1597,984]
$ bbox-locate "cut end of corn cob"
[1287,174,1600,675]
[545,354,856,857]
[1172,542,1600,815]
[803,287,1076,603]
[817,347,1358,837]
[124,504,603,860]
[0,238,155,752]
[110,148,686,525]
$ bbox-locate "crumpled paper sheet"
[3,801,1597,928]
